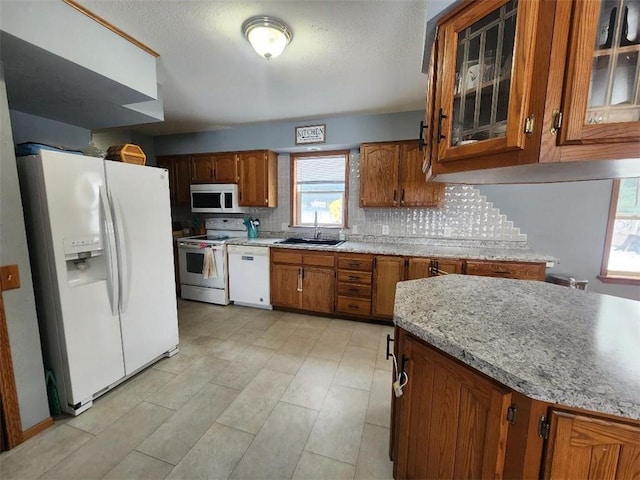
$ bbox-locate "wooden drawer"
[272,249,302,265]
[336,255,374,271]
[303,252,335,268]
[464,260,546,280]
[337,270,372,285]
[336,296,372,317]
[337,283,372,298]
[271,249,334,268]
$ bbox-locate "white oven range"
[177,217,246,304]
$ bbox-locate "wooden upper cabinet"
[156,156,176,204]
[361,141,445,208]
[399,142,445,207]
[558,0,640,148]
[174,156,192,206]
[428,0,639,179]
[158,155,191,206]
[213,153,238,183]
[543,410,640,479]
[191,153,238,184]
[360,143,400,207]
[433,0,541,164]
[237,150,277,207]
[191,155,215,183]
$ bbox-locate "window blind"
[296,156,346,183]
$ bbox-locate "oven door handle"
[178,243,223,251]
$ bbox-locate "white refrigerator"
[17,149,179,415]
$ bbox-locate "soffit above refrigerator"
[0,0,164,130]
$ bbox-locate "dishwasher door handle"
[241,255,254,261]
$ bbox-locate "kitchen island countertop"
[394,275,640,420]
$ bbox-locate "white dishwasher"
[228,245,272,309]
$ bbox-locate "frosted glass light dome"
[242,16,293,59]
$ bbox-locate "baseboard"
[21,416,54,442]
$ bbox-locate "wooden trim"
[600,180,620,278]
[597,275,640,286]
[61,0,160,57]
[0,292,23,450]
[21,416,54,442]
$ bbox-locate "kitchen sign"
[295,124,326,144]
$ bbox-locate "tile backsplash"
[246,152,528,244]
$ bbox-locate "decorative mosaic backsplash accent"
[246,152,528,244]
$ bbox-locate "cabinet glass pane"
[451,1,517,146]
[586,0,640,124]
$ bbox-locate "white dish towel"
[202,247,218,279]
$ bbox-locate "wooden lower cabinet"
[406,257,464,279]
[271,251,545,322]
[271,264,301,309]
[336,254,373,318]
[372,256,405,319]
[465,260,546,281]
[392,327,640,480]
[393,328,511,479]
[543,411,640,479]
[302,268,334,314]
[270,248,334,314]
[373,256,466,320]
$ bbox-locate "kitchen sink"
[277,238,345,246]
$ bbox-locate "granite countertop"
[394,275,640,420]
[227,238,556,263]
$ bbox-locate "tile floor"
[0,300,395,480]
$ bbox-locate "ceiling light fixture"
[242,16,292,60]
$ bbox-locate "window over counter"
[291,151,349,228]
[601,177,640,284]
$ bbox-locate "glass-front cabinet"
[433,0,541,163]
[561,0,640,144]
[426,0,640,181]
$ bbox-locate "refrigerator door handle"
[110,192,130,314]
[99,186,119,315]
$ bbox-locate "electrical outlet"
[382,225,390,235]
[352,225,358,234]
[281,223,289,231]
[443,227,452,237]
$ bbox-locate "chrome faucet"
[313,211,321,240]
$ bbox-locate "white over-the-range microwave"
[190,184,244,213]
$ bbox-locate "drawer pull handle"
[348,304,359,309]
[348,287,359,292]
[348,262,360,267]
[348,275,359,280]
[493,270,511,275]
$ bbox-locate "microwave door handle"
[110,191,130,314]
[99,186,119,315]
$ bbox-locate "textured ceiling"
[75,0,429,136]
